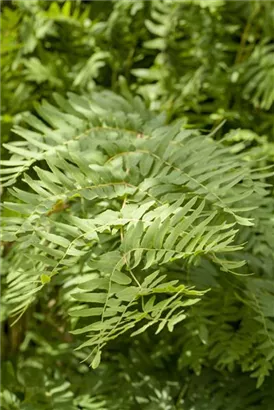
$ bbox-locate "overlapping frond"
[1,1,274,409]
[1,92,272,369]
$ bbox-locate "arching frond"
[1,92,273,370]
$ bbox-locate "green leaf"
[112,271,132,285]
[40,274,51,284]
[91,350,101,369]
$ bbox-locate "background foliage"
[1,1,274,409]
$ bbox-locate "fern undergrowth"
[1,1,274,410]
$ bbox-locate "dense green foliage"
[1,1,274,409]
[2,0,274,141]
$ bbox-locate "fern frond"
[1,91,272,368]
[241,43,274,110]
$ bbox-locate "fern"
[240,42,274,111]
[1,91,273,373]
[1,2,274,409]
